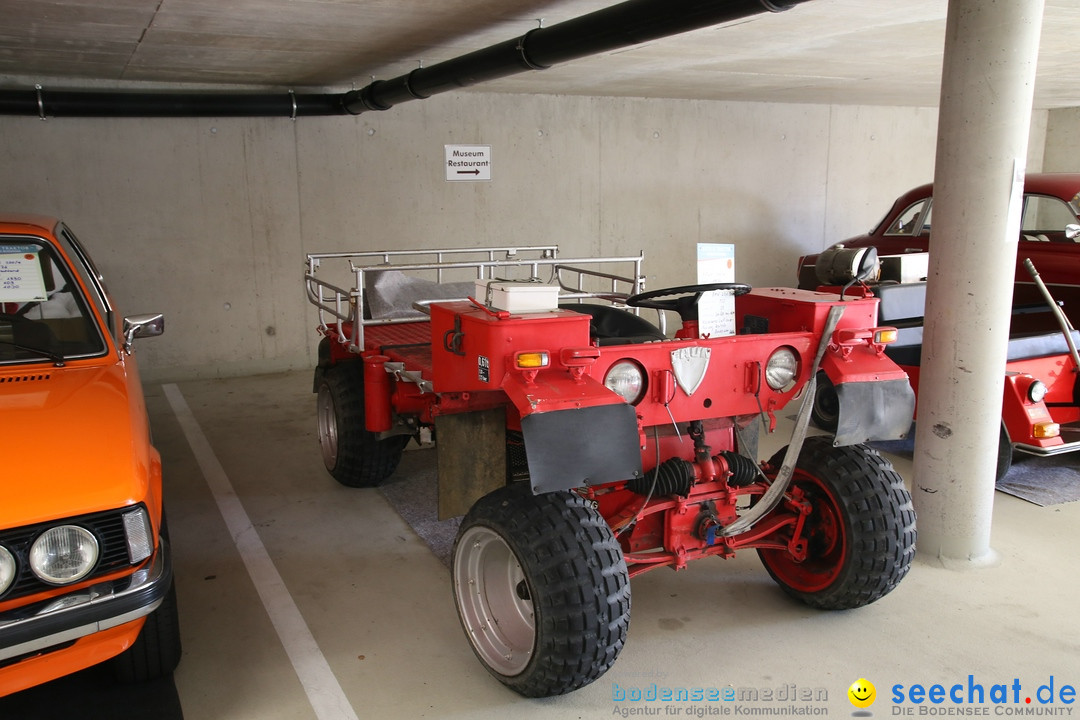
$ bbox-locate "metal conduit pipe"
[0,0,812,118]
[341,0,812,115]
[0,88,344,118]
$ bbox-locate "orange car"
[0,215,179,696]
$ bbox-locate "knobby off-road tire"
[316,364,408,487]
[452,483,631,697]
[758,436,916,610]
[111,578,182,682]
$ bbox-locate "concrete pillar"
[912,0,1045,563]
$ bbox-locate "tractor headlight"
[1027,379,1048,404]
[0,546,15,595]
[765,347,799,392]
[604,361,646,404]
[30,525,99,585]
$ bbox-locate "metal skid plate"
[834,378,916,446]
[521,402,642,494]
[435,407,507,519]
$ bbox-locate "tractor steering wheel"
[626,283,752,323]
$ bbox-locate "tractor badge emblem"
[671,346,711,396]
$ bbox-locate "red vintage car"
[797,173,1080,329]
[808,272,1080,481]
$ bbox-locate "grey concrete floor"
[147,371,1080,719]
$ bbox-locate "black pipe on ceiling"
[0,0,812,118]
[0,88,345,118]
[341,0,812,115]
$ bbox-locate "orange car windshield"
[0,241,108,365]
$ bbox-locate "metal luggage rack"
[304,245,652,351]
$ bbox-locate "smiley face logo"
[848,678,876,708]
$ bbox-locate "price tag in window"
[0,245,49,303]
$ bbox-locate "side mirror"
[123,313,165,353]
[1065,224,1080,241]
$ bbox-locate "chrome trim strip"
[0,541,170,662]
[1013,440,1080,457]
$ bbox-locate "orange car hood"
[0,362,155,528]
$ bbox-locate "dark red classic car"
[798,176,1080,480]
[797,173,1080,329]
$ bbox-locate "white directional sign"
[445,144,491,182]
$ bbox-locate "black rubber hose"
[627,457,694,496]
[717,451,760,487]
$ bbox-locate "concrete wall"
[0,92,1046,381]
[1044,107,1080,171]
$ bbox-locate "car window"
[57,224,113,331]
[1021,195,1079,238]
[884,199,930,237]
[0,239,108,364]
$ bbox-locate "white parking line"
[163,383,359,720]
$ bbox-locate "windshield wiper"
[0,339,66,367]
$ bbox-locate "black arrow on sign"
[456,169,480,175]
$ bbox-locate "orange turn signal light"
[515,351,549,369]
[1033,422,1061,439]
[873,328,898,344]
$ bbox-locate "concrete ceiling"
[1,0,1078,109]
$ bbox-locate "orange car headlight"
[30,525,99,585]
[0,546,15,595]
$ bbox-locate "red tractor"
[305,246,917,697]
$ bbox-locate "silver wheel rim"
[453,525,535,676]
[316,383,338,471]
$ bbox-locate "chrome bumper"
[0,538,173,662]
[1013,439,1080,458]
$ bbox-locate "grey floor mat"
[871,434,1080,507]
[378,447,461,566]
[995,454,1080,506]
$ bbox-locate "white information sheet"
[696,243,736,338]
[0,245,48,303]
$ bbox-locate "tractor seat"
[560,303,666,345]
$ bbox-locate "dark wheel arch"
[312,336,334,393]
[810,370,840,432]
[996,423,1013,482]
[110,578,182,683]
